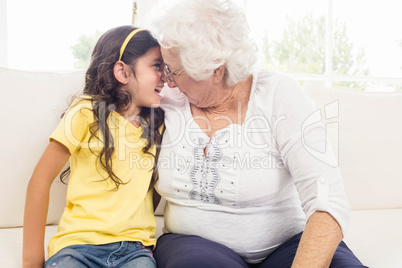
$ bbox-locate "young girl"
[22,26,165,268]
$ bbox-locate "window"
[2,0,401,91]
[3,0,134,70]
[245,0,402,91]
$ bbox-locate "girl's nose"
[160,70,167,82]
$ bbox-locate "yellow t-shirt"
[48,98,157,257]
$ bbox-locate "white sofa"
[1,67,401,267]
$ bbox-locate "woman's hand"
[22,140,70,268]
[292,211,343,268]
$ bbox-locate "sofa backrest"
[304,82,402,210]
[0,68,85,228]
[2,67,400,228]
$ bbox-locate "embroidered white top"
[156,69,351,263]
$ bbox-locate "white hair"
[151,0,258,87]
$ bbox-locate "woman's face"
[161,47,221,108]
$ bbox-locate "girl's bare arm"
[22,140,70,268]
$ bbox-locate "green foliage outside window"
[71,31,103,69]
[262,14,370,90]
[71,17,401,91]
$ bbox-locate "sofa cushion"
[344,209,402,268]
[0,225,58,267]
[304,83,402,210]
[0,68,85,228]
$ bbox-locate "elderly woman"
[151,0,366,267]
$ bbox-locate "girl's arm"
[22,140,70,268]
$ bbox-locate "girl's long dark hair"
[60,26,164,190]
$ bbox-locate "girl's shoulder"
[69,95,93,108]
[63,95,95,120]
[65,95,94,113]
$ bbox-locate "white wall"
[0,0,8,67]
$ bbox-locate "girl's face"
[128,47,164,109]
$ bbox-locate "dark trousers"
[154,232,368,268]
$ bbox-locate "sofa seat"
[344,209,402,267]
[3,210,402,267]
[0,216,165,267]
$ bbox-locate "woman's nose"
[166,79,176,88]
[160,71,176,88]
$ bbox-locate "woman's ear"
[114,61,129,84]
[213,65,225,84]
